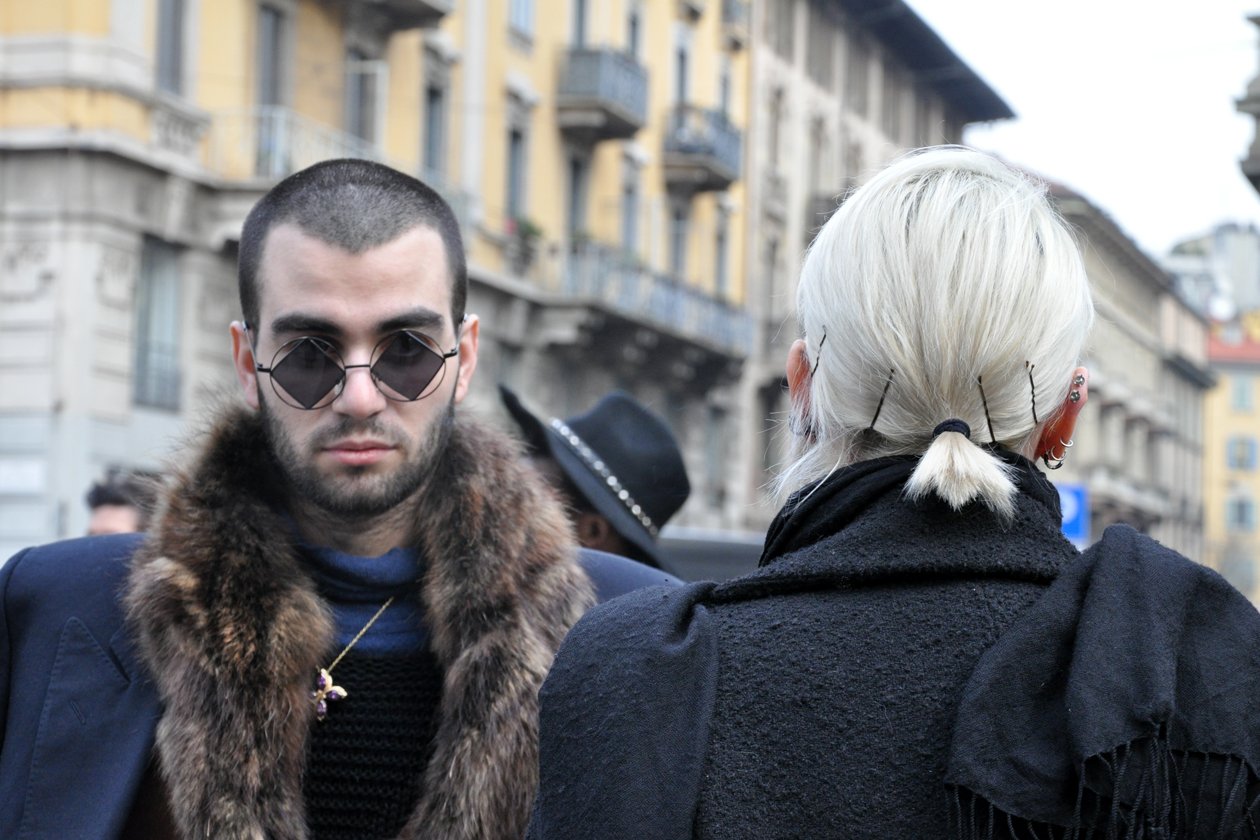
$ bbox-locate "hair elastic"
[932,419,971,439]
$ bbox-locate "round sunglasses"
[255,330,459,410]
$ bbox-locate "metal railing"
[663,105,742,183]
[558,48,649,127]
[210,106,382,181]
[560,242,753,355]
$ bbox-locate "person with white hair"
[527,147,1260,838]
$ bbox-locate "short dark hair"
[238,158,467,329]
[86,469,161,528]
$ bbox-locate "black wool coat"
[529,454,1260,839]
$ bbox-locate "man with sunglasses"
[0,159,676,838]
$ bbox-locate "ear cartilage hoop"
[1026,361,1039,425]
[868,368,895,431]
[1059,437,1074,449]
[976,376,997,444]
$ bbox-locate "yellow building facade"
[0,0,759,551]
[1202,314,1260,601]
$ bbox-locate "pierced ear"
[452,314,480,405]
[1036,366,1088,462]
[786,339,811,404]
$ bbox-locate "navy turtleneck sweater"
[299,544,443,840]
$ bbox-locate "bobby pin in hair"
[1026,361,1039,425]
[868,368,895,431]
[976,376,997,444]
[811,328,828,377]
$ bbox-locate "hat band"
[549,418,659,538]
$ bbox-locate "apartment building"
[1202,316,1260,599]
[1049,182,1213,560]
[0,0,759,552]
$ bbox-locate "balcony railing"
[211,106,381,181]
[557,48,649,141]
[561,243,752,355]
[663,105,742,192]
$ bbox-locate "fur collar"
[126,405,594,839]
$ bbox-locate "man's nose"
[334,363,386,419]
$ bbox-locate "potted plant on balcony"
[507,216,542,275]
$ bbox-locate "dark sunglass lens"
[272,339,344,409]
[372,332,444,400]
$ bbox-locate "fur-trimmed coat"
[125,405,595,839]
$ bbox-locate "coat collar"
[722,451,1072,605]
[126,405,593,839]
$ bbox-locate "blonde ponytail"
[905,423,1017,520]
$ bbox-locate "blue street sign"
[1057,483,1090,549]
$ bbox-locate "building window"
[1227,437,1258,470]
[669,201,690,277]
[765,0,794,59]
[255,3,290,176]
[705,405,728,509]
[719,56,732,118]
[423,82,447,181]
[714,209,729,298]
[1233,377,1254,411]
[805,3,834,88]
[507,127,527,221]
[621,162,640,257]
[845,34,869,117]
[156,0,185,95]
[674,32,689,105]
[345,48,379,143]
[134,238,183,411]
[1226,493,1256,533]
[627,4,641,57]
[881,63,903,141]
[566,154,589,240]
[571,0,588,47]
[257,4,287,107]
[510,0,534,39]
[768,89,784,168]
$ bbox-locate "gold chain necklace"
[311,595,396,721]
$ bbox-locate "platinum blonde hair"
[780,147,1094,519]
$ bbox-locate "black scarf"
[946,522,1260,837]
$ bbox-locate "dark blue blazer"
[0,535,676,839]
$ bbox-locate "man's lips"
[322,440,395,465]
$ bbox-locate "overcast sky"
[906,0,1260,258]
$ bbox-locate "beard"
[259,393,455,519]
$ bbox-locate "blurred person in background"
[529,148,1260,839]
[500,385,691,578]
[85,468,160,535]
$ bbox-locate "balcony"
[663,105,742,193]
[205,107,474,242]
[560,243,752,357]
[344,0,454,31]
[722,0,749,50]
[557,48,649,142]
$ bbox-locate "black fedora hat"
[499,385,691,570]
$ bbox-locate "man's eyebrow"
[376,308,446,334]
[269,313,343,336]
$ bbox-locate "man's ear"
[452,314,479,405]
[230,321,261,410]
[1036,366,1089,462]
